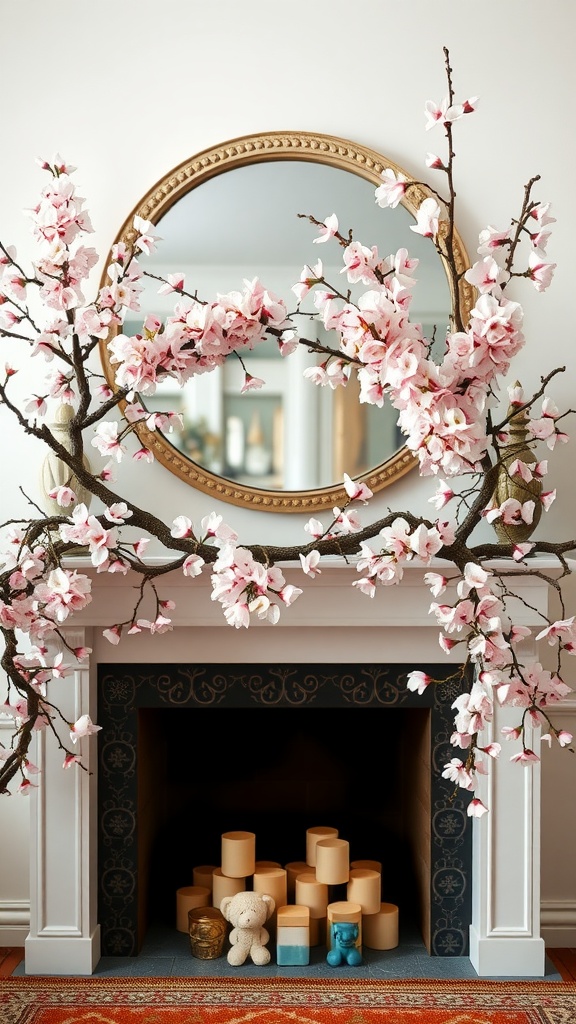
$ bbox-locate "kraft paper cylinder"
[294,872,329,919]
[327,901,362,950]
[175,885,210,933]
[253,866,287,909]
[255,861,282,870]
[221,830,256,878]
[306,826,338,867]
[315,837,350,884]
[277,904,310,928]
[362,902,399,950]
[351,859,382,876]
[193,865,216,891]
[211,868,246,908]
[285,861,308,900]
[347,868,381,915]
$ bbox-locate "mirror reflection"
[103,134,472,511]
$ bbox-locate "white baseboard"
[541,901,576,947]
[0,901,29,946]
[0,925,28,946]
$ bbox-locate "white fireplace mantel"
[24,556,555,976]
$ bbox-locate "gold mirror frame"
[99,131,474,513]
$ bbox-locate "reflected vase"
[491,395,542,544]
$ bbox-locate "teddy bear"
[220,891,276,966]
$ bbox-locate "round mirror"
[100,132,474,512]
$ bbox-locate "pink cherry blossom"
[424,572,448,597]
[24,395,47,420]
[457,562,492,598]
[305,516,323,540]
[439,634,458,654]
[171,516,194,539]
[91,422,126,462]
[312,214,339,244]
[535,617,576,645]
[69,714,102,743]
[136,615,173,635]
[501,725,523,742]
[278,329,300,356]
[132,215,160,256]
[507,627,531,649]
[508,459,534,483]
[479,743,501,758]
[410,197,441,238]
[442,758,476,790]
[343,473,373,504]
[200,512,238,545]
[529,202,556,226]
[300,550,321,577]
[133,447,154,462]
[278,584,303,606]
[123,403,147,424]
[103,625,122,645]
[353,577,376,598]
[464,257,503,294]
[50,653,70,679]
[157,272,185,295]
[540,489,556,511]
[332,506,361,534]
[104,502,132,524]
[375,169,408,209]
[428,480,454,510]
[461,96,479,114]
[248,595,280,624]
[73,646,92,660]
[292,260,323,303]
[48,485,77,507]
[527,251,556,292]
[467,799,488,818]
[18,779,38,795]
[485,498,535,526]
[407,670,432,695]
[241,372,265,393]
[63,754,82,769]
[34,567,92,624]
[182,554,205,577]
[409,524,443,561]
[424,98,464,129]
[223,601,250,628]
[510,748,540,765]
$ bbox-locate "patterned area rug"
[1,976,576,1023]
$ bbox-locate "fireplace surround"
[24,557,551,977]
[97,661,473,959]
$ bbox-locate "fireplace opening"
[98,663,472,958]
[139,706,429,935]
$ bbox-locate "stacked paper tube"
[177,824,399,953]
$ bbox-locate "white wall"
[1,0,575,946]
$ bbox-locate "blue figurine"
[326,921,362,966]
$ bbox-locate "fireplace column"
[25,627,101,975]
[469,637,545,977]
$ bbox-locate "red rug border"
[2,975,575,992]
[3,975,576,1024]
